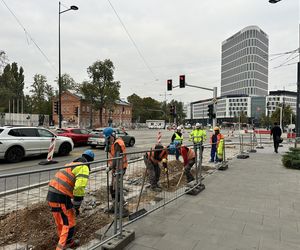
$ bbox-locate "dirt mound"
[0,200,112,249]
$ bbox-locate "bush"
[282,147,300,169]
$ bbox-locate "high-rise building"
[221,26,269,97]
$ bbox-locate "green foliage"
[86,59,120,126]
[271,105,295,127]
[30,74,54,114]
[55,73,78,92]
[282,147,300,169]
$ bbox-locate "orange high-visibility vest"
[146,148,168,164]
[186,148,195,160]
[48,162,82,198]
[109,138,128,169]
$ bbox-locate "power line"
[1,0,57,74]
[273,54,299,69]
[107,0,158,81]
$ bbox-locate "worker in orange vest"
[103,127,129,216]
[47,150,95,250]
[180,145,196,183]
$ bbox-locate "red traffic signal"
[167,79,172,91]
[179,75,185,88]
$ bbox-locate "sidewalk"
[124,144,300,250]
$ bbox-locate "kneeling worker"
[180,145,196,183]
[47,149,95,250]
[144,144,168,192]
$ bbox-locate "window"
[0,129,3,134]
[38,129,54,137]
[8,128,38,137]
[72,129,82,134]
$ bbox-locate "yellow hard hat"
[162,158,168,163]
[214,127,220,131]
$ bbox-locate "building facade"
[52,91,132,128]
[266,90,297,116]
[221,26,269,97]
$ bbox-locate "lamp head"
[70,5,79,10]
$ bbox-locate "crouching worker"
[180,145,196,183]
[47,150,94,250]
[144,144,168,192]
[104,127,129,216]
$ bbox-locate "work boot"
[150,186,162,192]
[64,239,80,249]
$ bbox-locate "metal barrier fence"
[0,137,238,250]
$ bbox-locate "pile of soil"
[0,201,112,250]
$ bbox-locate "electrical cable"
[1,0,57,74]
[273,54,299,69]
[107,0,158,81]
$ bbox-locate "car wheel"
[129,138,135,147]
[90,145,97,149]
[58,142,72,156]
[5,146,24,163]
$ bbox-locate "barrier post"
[256,131,264,149]
[39,137,58,165]
[237,134,249,159]
[249,132,257,153]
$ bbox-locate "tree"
[0,50,8,72]
[0,62,24,112]
[30,74,53,114]
[168,99,186,124]
[55,73,78,92]
[87,59,120,126]
[271,105,295,127]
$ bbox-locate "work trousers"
[48,202,76,250]
[184,158,195,183]
[144,155,160,187]
[210,146,218,162]
[110,169,126,201]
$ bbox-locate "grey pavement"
[124,143,300,250]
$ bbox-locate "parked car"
[55,128,91,145]
[87,128,135,149]
[0,126,74,163]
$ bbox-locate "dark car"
[55,128,91,145]
[87,128,135,149]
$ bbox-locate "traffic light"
[54,101,58,114]
[167,79,172,91]
[169,105,174,116]
[74,107,79,117]
[207,104,213,119]
[179,75,185,88]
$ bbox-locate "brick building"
[52,91,132,128]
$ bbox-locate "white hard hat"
[177,126,181,130]
[195,123,200,127]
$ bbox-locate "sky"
[0,0,299,104]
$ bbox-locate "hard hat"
[103,127,115,138]
[162,158,168,163]
[83,150,95,161]
[177,126,181,130]
[214,127,220,131]
[195,123,200,127]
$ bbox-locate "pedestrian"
[180,145,196,183]
[103,127,129,216]
[171,126,183,160]
[144,144,168,192]
[270,122,282,153]
[47,149,95,250]
[189,123,207,152]
[210,128,218,163]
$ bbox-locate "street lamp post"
[58,2,78,128]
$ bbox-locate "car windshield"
[0,129,3,134]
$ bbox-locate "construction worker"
[180,145,196,183]
[144,144,168,192]
[189,123,207,152]
[210,127,219,163]
[103,127,129,215]
[47,149,95,250]
[171,126,183,160]
[214,127,225,162]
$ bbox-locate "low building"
[52,91,132,128]
[266,90,297,116]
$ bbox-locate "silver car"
[0,126,74,163]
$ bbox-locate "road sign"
[212,98,217,104]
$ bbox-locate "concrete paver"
[125,143,300,250]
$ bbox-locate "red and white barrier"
[39,137,58,165]
[157,131,162,144]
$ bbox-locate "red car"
[55,128,91,145]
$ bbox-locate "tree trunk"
[89,106,93,129]
[99,107,103,127]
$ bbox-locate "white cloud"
[0,0,298,101]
